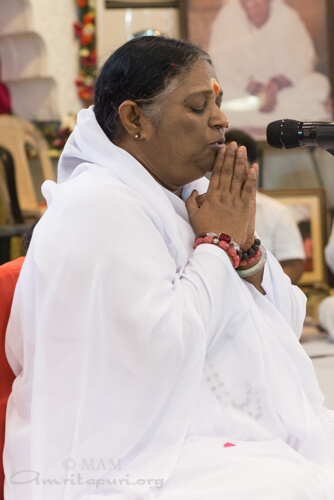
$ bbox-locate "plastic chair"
[0,145,36,264]
[0,115,55,219]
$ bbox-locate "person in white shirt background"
[318,221,334,341]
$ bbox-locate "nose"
[209,106,229,130]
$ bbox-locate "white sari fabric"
[4,107,334,499]
[208,0,331,129]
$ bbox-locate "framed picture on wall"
[260,188,328,286]
[97,0,187,66]
[187,0,334,141]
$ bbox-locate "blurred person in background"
[318,220,334,341]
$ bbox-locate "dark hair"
[224,129,258,164]
[94,36,211,141]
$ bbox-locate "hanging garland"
[74,0,97,108]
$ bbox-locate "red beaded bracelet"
[193,232,242,268]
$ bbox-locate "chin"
[199,155,216,173]
[206,159,217,174]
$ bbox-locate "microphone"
[266,119,334,154]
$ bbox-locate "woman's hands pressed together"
[186,141,258,251]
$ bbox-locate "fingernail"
[237,146,246,158]
[249,168,256,178]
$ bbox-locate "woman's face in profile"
[138,61,228,192]
[240,0,271,28]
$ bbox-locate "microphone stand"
[309,148,324,188]
[312,143,334,187]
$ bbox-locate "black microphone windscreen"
[266,119,300,149]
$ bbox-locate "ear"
[118,100,150,139]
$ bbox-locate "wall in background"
[29,0,81,120]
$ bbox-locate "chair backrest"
[0,146,23,224]
[0,115,56,218]
[0,155,12,225]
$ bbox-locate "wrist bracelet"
[239,237,261,266]
[193,232,242,268]
[236,246,267,278]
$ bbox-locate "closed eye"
[191,106,205,114]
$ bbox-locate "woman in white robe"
[3,36,334,499]
[208,0,331,132]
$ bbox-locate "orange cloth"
[0,257,24,500]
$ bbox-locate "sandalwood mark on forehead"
[210,77,220,96]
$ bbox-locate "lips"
[210,137,225,146]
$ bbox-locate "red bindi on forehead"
[210,77,220,96]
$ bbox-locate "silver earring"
[135,133,140,139]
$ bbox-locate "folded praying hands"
[186,142,258,252]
